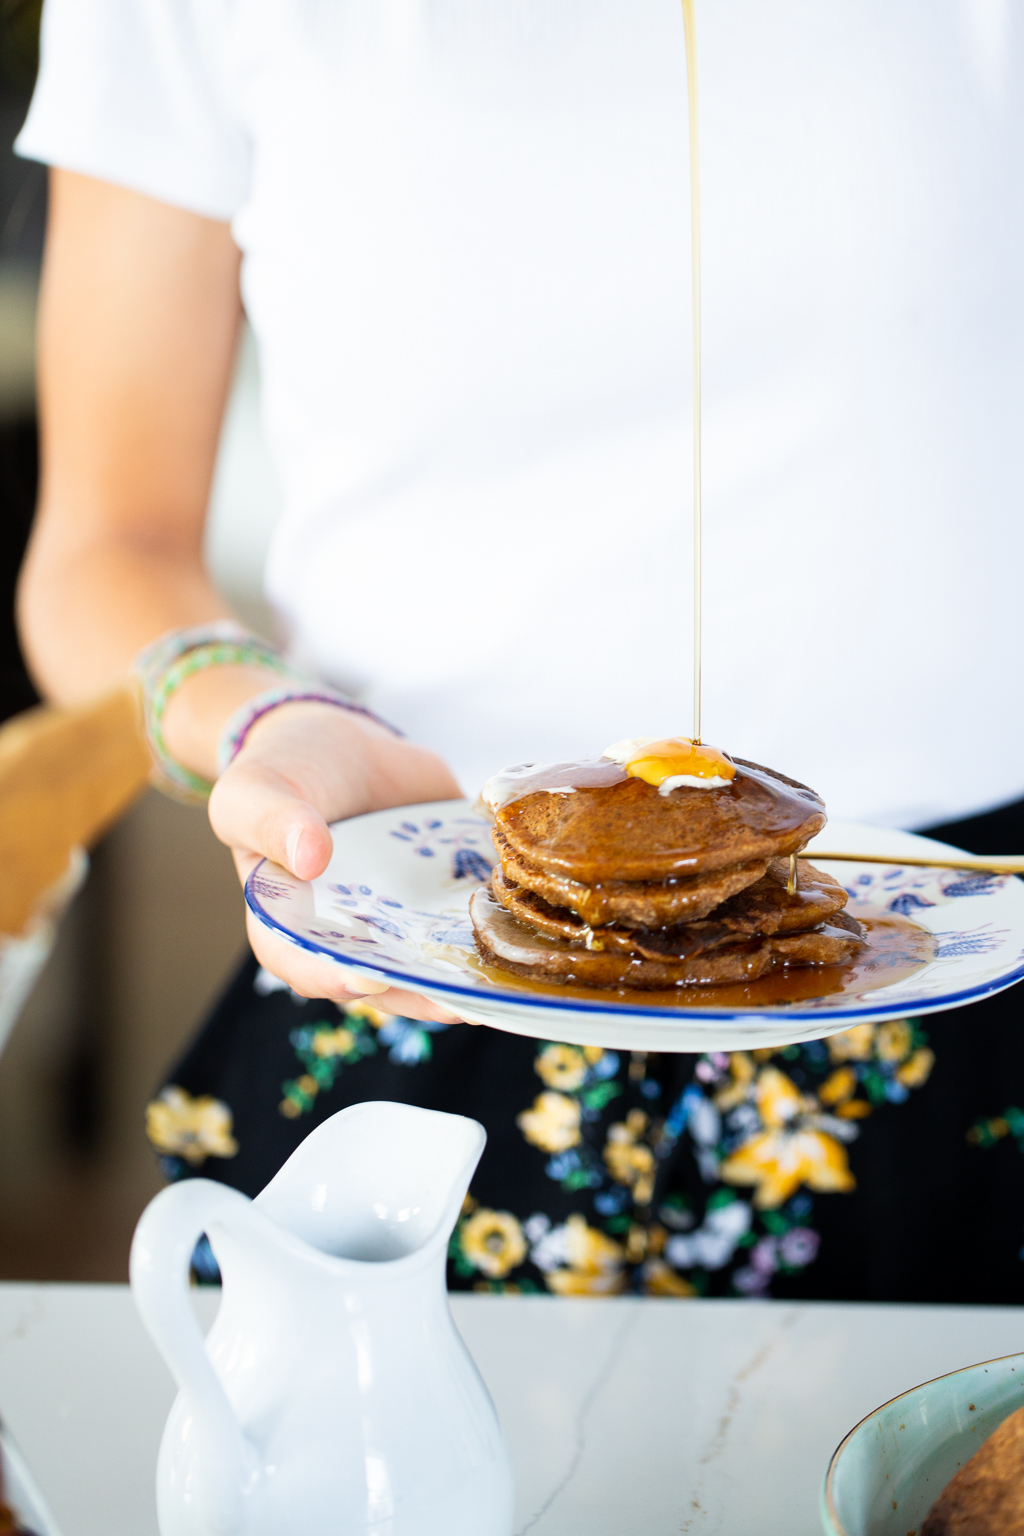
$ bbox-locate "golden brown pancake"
[491,857,852,960]
[475,750,846,993]
[491,869,746,959]
[493,827,770,927]
[470,887,862,990]
[492,757,825,885]
[705,857,848,935]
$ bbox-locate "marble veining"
[682,1308,803,1533]
[3,1288,1024,1536]
[515,1303,641,1535]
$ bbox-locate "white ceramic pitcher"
[130,1100,514,1536]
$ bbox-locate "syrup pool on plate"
[464,911,936,1011]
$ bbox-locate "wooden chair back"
[0,685,152,936]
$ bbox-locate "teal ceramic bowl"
[821,1352,1024,1536]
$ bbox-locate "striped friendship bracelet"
[132,622,403,804]
[133,623,302,803]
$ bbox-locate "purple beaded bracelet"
[216,685,402,774]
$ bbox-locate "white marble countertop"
[1,1284,1022,1536]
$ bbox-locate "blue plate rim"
[244,858,1024,1024]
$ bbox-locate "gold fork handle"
[807,851,1024,876]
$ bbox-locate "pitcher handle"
[130,1179,260,1535]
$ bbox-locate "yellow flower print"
[343,1000,393,1030]
[756,1065,816,1127]
[311,1027,356,1059]
[719,1066,855,1208]
[835,1099,871,1120]
[624,1223,648,1264]
[517,1091,581,1153]
[828,1024,875,1062]
[642,1258,697,1297]
[875,1020,912,1064]
[721,1125,855,1209]
[714,1052,756,1111]
[818,1070,872,1120]
[819,1066,857,1107]
[897,1047,935,1089]
[535,1043,588,1092]
[603,1109,656,1205]
[146,1086,239,1166]
[545,1215,627,1296]
[459,1209,527,1279]
[969,1114,1011,1147]
[818,1065,873,1119]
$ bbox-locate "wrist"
[134,621,299,800]
[216,699,399,836]
[132,621,402,803]
[221,687,401,776]
[161,663,287,782]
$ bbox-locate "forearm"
[17,522,227,700]
[19,169,256,769]
[17,526,284,780]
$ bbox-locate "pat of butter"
[481,764,577,813]
[602,736,735,792]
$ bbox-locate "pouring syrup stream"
[682,0,702,747]
[681,10,798,893]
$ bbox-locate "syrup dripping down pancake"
[701,857,849,935]
[491,858,852,959]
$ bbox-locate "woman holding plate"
[13,0,1024,1300]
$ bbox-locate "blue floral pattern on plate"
[244,803,1024,1051]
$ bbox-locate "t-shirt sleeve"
[15,0,249,220]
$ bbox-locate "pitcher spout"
[254,1101,485,1264]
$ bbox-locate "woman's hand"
[209,701,465,1022]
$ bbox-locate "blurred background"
[0,0,284,1280]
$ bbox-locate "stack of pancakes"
[470,756,864,989]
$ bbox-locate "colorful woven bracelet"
[134,621,256,695]
[217,685,403,775]
[148,644,302,800]
[133,624,302,803]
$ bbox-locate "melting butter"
[603,736,735,794]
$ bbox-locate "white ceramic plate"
[244,801,1024,1051]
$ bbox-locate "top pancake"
[493,827,770,926]
[492,757,826,883]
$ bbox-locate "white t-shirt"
[17,0,1024,825]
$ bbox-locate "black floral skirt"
[146,798,1024,1303]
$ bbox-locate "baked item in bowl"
[822,1351,1024,1536]
[920,1402,1024,1534]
